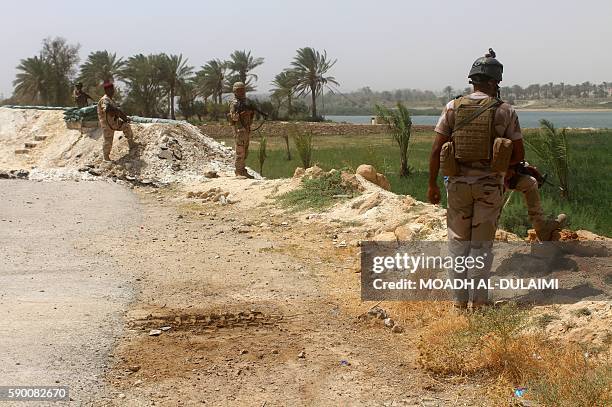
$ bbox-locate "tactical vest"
[451,96,500,163]
[230,98,254,129]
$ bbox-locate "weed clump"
[418,304,611,406]
[534,312,561,329]
[276,170,358,211]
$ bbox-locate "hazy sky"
[1,0,611,98]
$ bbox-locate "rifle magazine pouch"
[490,137,513,172]
[440,141,459,176]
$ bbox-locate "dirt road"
[0,180,141,405]
[97,181,482,406]
[0,178,483,406]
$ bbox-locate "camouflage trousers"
[446,176,504,306]
[233,128,250,173]
[102,122,135,160]
[512,173,545,229]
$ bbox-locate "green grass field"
[217,130,611,237]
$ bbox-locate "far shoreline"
[327,108,612,116]
[515,107,612,112]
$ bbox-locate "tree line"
[7,37,339,121]
[444,82,612,104]
[323,81,612,115]
[6,37,611,119]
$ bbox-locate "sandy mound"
[0,107,241,183]
[532,300,612,347]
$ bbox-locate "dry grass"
[416,303,611,406]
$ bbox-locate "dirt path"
[98,181,484,406]
[0,180,142,405]
[0,177,485,406]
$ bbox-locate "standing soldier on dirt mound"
[73,82,93,108]
[428,49,538,310]
[228,81,256,178]
[97,81,138,162]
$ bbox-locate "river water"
[326,111,612,129]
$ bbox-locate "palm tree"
[524,120,570,199]
[121,54,166,117]
[13,56,50,105]
[177,80,197,121]
[159,54,193,119]
[290,47,339,120]
[79,50,125,89]
[270,70,298,116]
[195,59,227,104]
[375,103,413,177]
[226,50,264,90]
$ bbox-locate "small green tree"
[524,120,570,199]
[283,123,301,162]
[375,102,413,177]
[282,132,292,161]
[270,70,298,117]
[293,130,313,169]
[258,135,268,176]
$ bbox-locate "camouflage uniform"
[228,97,255,176]
[97,94,136,160]
[435,91,523,306]
[73,89,91,108]
[512,173,544,228]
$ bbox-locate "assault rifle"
[232,98,269,131]
[507,161,547,189]
[234,99,268,119]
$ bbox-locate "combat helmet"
[468,48,503,82]
[232,82,246,92]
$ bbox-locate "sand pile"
[0,107,239,183]
[532,300,612,347]
[288,164,449,241]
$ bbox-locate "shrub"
[276,170,356,211]
[258,135,267,176]
[418,304,611,406]
[293,130,313,169]
[524,120,570,199]
[374,102,413,177]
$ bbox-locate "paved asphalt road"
[0,180,141,405]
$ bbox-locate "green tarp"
[63,105,98,122]
[2,105,70,111]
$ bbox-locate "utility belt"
[440,97,513,176]
[441,137,512,176]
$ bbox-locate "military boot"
[235,169,254,179]
[535,214,567,241]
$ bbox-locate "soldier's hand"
[427,184,441,205]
